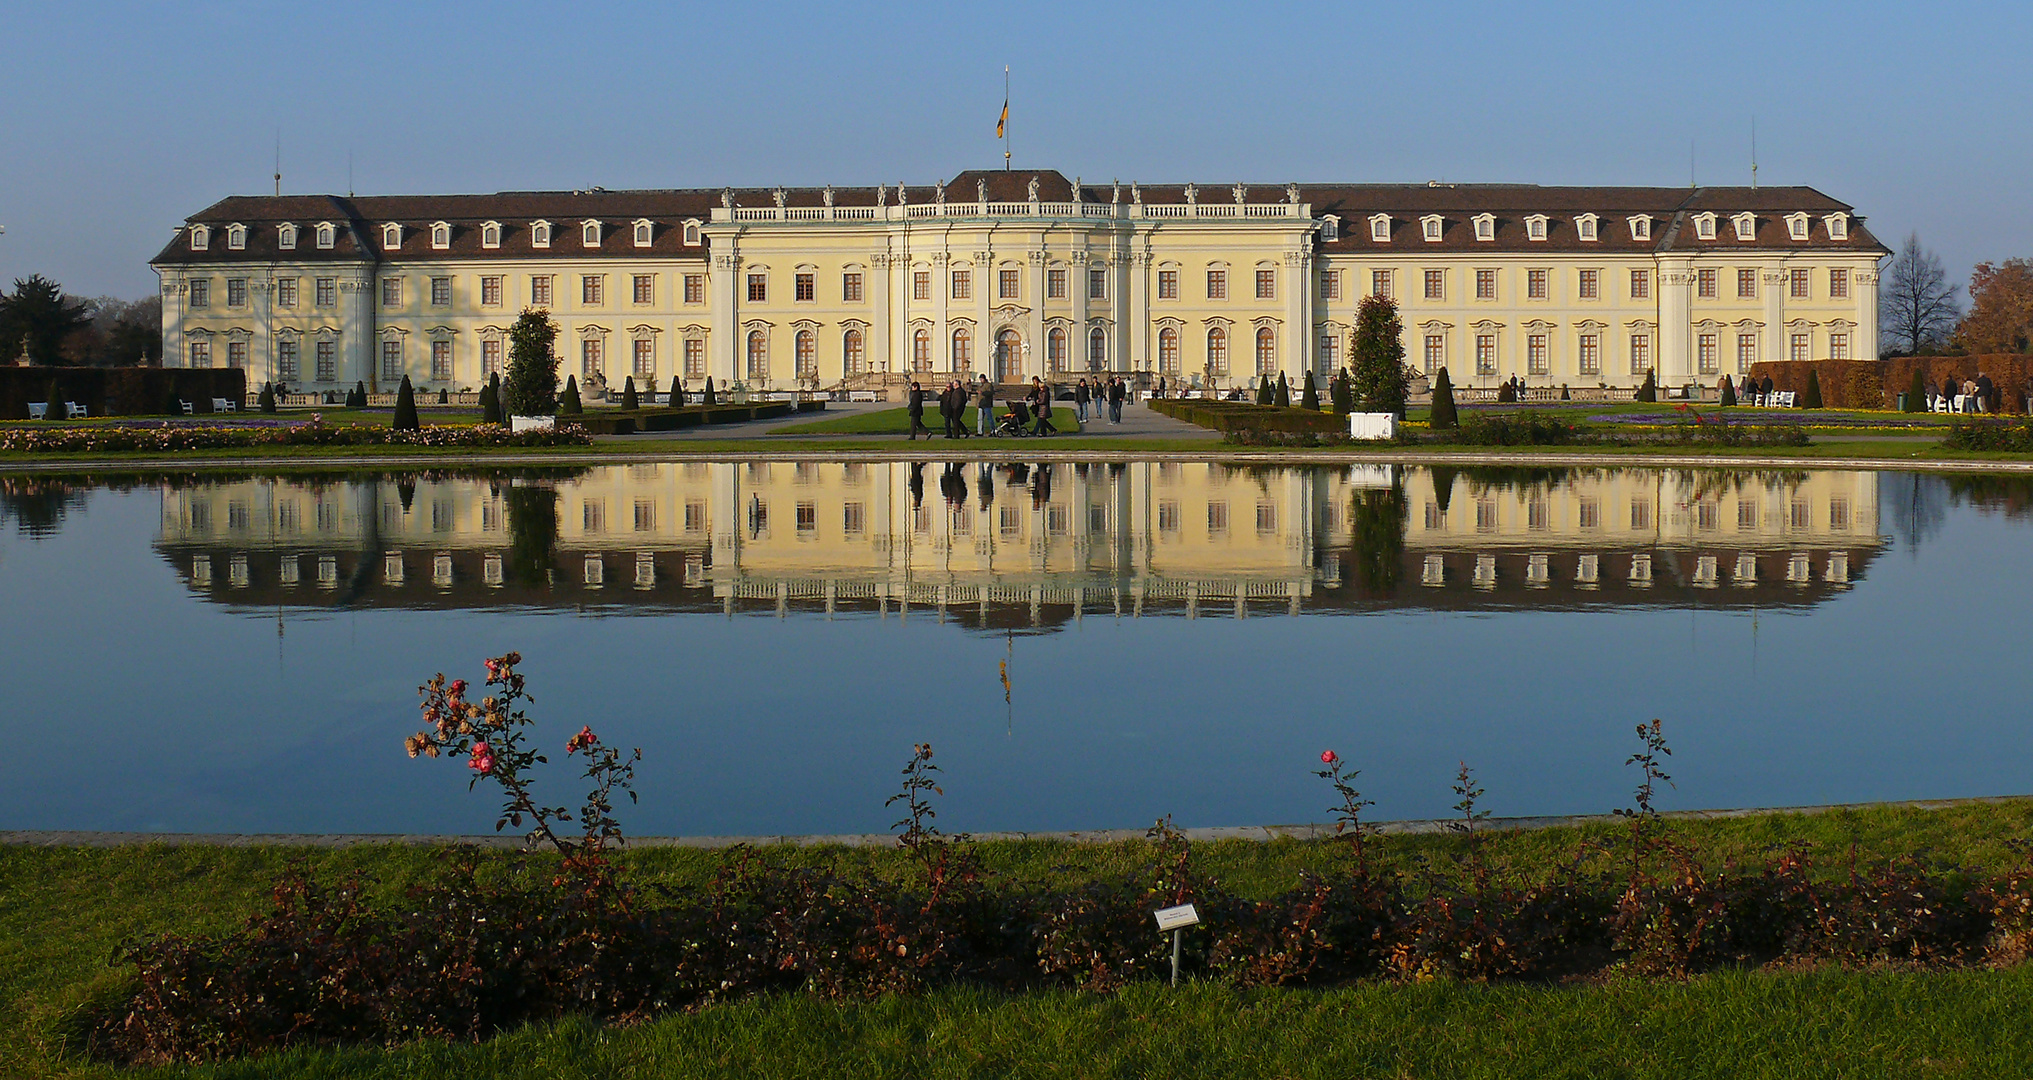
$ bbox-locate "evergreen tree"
[1636,369,1657,403]
[0,275,91,365]
[559,375,583,415]
[1803,368,1824,409]
[1429,367,1458,429]
[1255,376,1273,405]
[501,307,560,417]
[258,383,277,413]
[1329,369,1353,416]
[1274,370,1292,408]
[703,376,717,406]
[352,380,368,407]
[1350,294,1410,417]
[1906,367,1927,412]
[1301,370,1320,411]
[479,375,501,424]
[1719,375,1736,407]
[669,374,685,408]
[391,375,420,430]
[621,375,639,410]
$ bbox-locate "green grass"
[772,406,1090,436]
[6,798,2033,1077]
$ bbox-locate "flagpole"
[1003,66,1010,171]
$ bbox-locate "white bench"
[848,390,880,402]
[66,402,87,418]
[27,402,48,420]
[212,397,237,413]
[1770,390,1797,408]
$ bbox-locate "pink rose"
[1321,750,1339,765]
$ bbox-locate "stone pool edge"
[9,794,2027,850]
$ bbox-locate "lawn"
[772,406,1091,436]
[7,797,2033,1077]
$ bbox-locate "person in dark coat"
[1031,378,1056,435]
[1977,373,1997,414]
[976,376,995,435]
[1108,376,1127,423]
[1075,378,1091,422]
[907,380,930,440]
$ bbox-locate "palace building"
[150,170,1887,395]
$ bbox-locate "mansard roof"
[152,173,1885,267]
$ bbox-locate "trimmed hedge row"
[0,422,594,454]
[1149,398,1341,433]
[565,401,813,435]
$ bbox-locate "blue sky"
[2,0,2028,299]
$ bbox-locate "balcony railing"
[710,201,1312,224]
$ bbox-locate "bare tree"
[1879,232,1960,355]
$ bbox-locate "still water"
[0,462,2025,837]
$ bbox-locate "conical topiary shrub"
[703,376,716,406]
[1429,368,1458,430]
[559,375,583,415]
[391,375,420,430]
[352,381,368,408]
[44,381,62,420]
[258,383,277,413]
[1907,367,1927,412]
[1274,371,1292,408]
[1330,370,1352,416]
[1636,369,1657,403]
[1803,368,1824,409]
[480,375,501,424]
[1301,370,1319,411]
[438,388,450,405]
[1719,375,1736,407]
[622,375,639,410]
[1560,384,1571,401]
[1255,377,1272,406]
[669,375,685,408]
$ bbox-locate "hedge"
[0,421,594,454]
[1148,398,1340,433]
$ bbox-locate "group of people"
[907,375,1071,439]
[1071,376,1133,424]
[1929,373,2000,413]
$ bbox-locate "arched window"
[1048,327,1066,372]
[1207,327,1228,376]
[996,329,1022,381]
[842,329,864,374]
[1159,328,1180,374]
[1256,326,1276,375]
[430,222,450,249]
[912,329,931,371]
[315,222,335,249]
[277,223,297,250]
[794,330,816,379]
[633,220,653,247]
[746,331,768,382]
[951,327,972,371]
[1088,327,1107,371]
[481,222,500,248]
[531,221,552,248]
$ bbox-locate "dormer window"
[531,220,552,248]
[1524,214,1549,241]
[430,221,451,249]
[632,219,653,247]
[1320,215,1339,242]
[1823,213,1850,240]
[315,222,335,249]
[480,221,501,249]
[382,223,403,250]
[1369,213,1391,242]
[1472,214,1495,242]
[1421,215,1444,242]
[1627,215,1652,241]
[581,220,602,247]
[226,223,246,250]
[1785,213,1810,241]
[1575,214,1599,242]
[682,220,701,246]
[277,223,298,250]
[1731,212,1757,241]
[189,224,210,251]
[1692,213,1717,240]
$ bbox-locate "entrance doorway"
[995,330,1023,383]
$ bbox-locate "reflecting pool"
[0,463,2025,836]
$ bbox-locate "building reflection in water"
[154,463,1884,628]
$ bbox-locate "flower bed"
[1589,411,1944,429]
[0,418,593,454]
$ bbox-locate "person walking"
[1031,378,1057,435]
[1108,376,1126,424]
[907,380,930,440]
[1076,378,1091,422]
[976,375,994,435]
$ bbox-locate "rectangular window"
[1159,269,1179,299]
[1736,333,1757,372]
[1829,332,1850,360]
[1698,332,1719,374]
[315,277,335,307]
[633,338,654,378]
[842,271,863,302]
[1578,334,1600,375]
[1475,269,1496,300]
[1790,268,1810,300]
[1579,498,1600,529]
[1630,268,1650,299]
[1318,270,1338,301]
[1738,268,1757,299]
[1790,332,1810,362]
[1047,267,1067,298]
[1631,499,1652,530]
[1258,269,1278,300]
[481,276,502,306]
[482,338,502,377]
[842,502,865,535]
[1738,500,1758,530]
[1527,269,1548,300]
[430,277,451,306]
[952,269,971,300]
[999,268,1019,299]
[382,278,401,307]
[277,339,299,380]
[582,275,604,305]
[1206,269,1227,300]
[1697,268,1717,299]
[188,279,210,308]
[431,340,452,379]
[634,500,655,532]
[1577,269,1599,300]
[1424,334,1444,370]
[1158,501,1180,534]
[315,340,335,381]
[683,500,706,533]
[276,278,298,308]
[684,339,705,378]
[1629,334,1650,375]
[381,338,402,379]
[226,340,246,368]
[1527,333,1548,375]
[581,339,602,379]
[1424,269,1445,300]
[1206,500,1229,536]
[227,278,247,307]
[746,274,766,302]
[795,272,814,302]
[1368,269,1388,299]
[634,274,655,304]
[913,271,931,301]
[583,500,605,533]
[683,274,704,304]
[189,339,211,367]
[1318,333,1339,373]
[1089,267,1107,300]
[1829,269,1849,299]
[531,275,552,306]
[1475,334,1496,375]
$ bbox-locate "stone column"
[1286,247,1312,383]
[1129,246,1151,373]
[869,250,892,375]
[709,235,739,385]
[158,270,183,367]
[1657,258,1693,386]
[1763,267,1788,373]
[1070,249,1090,370]
[342,273,375,388]
[1854,267,1881,361]
[1028,247,1047,381]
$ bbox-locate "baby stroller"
[996,400,1032,437]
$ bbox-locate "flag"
[996,98,1007,139]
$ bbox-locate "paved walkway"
[596,399,1222,443]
